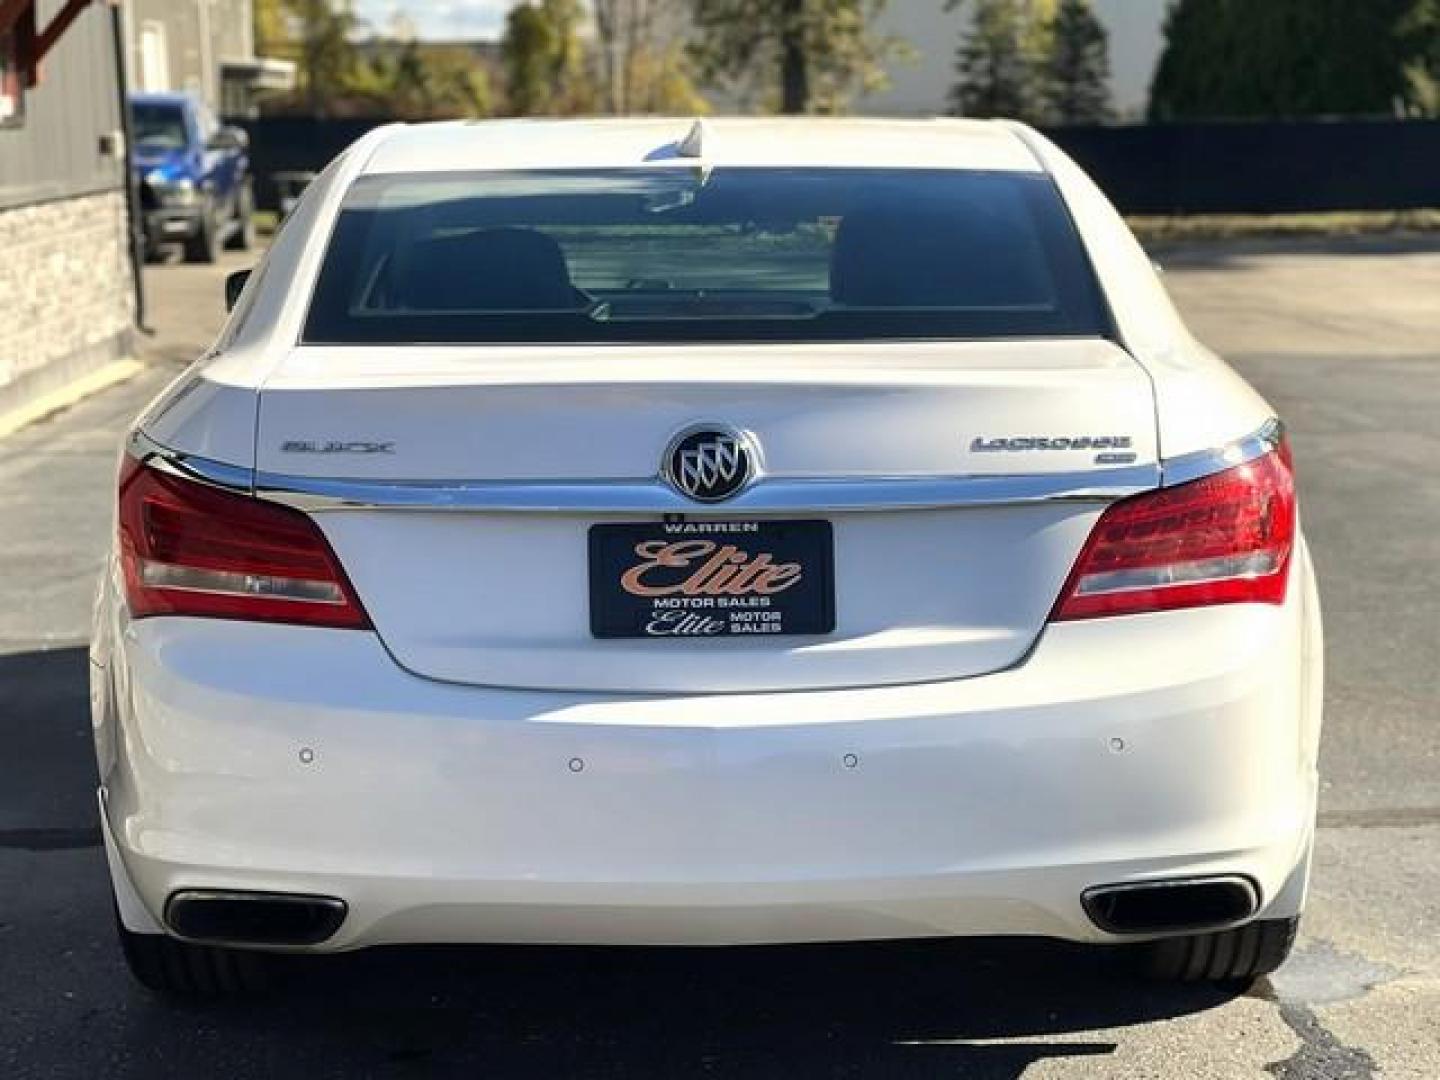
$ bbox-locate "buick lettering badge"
[663,426,757,503]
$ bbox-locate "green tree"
[290,0,363,117]
[1041,0,1110,123]
[255,0,494,119]
[379,42,493,120]
[1401,0,1440,115]
[687,0,896,115]
[251,0,364,116]
[425,46,494,118]
[501,0,593,115]
[949,0,1037,120]
[253,0,292,60]
[502,3,558,115]
[1149,0,1420,120]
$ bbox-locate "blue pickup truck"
[130,92,255,263]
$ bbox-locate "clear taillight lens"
[1051,442,1296,621]
[117,458,371,629]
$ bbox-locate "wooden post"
[1,0,101,87]
[0,0,30,36]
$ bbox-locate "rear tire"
[182,201,219,264]
[1144,916,1299,984]
[116,911,271,998]
[225,180,256,252]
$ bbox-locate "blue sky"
[353,0,515,40]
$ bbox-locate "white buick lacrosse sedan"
[93,119,1322,997]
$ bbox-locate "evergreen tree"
[1150,0,1420,120]
[950,0,1037,121]
[501,0,593,115]
[1041,0,1111,124]
[501,4,557,115]
[1401,0,1440,115]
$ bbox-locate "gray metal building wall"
[125,0,252,111]
[0,0,132,419]
[0,0,125,209]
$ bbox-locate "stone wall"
[0,190,134,415]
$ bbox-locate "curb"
[0,358,145,441]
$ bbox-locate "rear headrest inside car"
[401,228,580,311]
[830,202,1051,308]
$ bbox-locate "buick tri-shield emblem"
[663,427,757,503]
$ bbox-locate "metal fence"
[232,116,1440,216]
[1051,119,1440,214]
[234,117,381,211]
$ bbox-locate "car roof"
[360,117,1043,176]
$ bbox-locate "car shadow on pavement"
[1,646,1241,1077]
[0,647,100,849]
[132,941,1239,1077]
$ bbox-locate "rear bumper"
[94,559,1321,949]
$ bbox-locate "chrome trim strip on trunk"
[1160,418,1284,487]
[129,431,253,492]
[129,418,1282,515]
[251,468,1160,514]
[127,430,1157,511]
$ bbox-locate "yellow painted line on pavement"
[0,358,144,441]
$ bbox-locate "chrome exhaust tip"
[1082,875,1260,935]
[165,890,347,947]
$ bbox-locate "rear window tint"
[304,167,1112,345]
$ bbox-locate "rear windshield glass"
[304,168,1111,345]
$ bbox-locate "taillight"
[117,458,371,629]
[1051,443,1296,621]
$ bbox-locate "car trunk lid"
[255,340,1157,692]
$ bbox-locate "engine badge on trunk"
[589,521,834,639]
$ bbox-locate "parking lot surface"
[1,238,1436,1078]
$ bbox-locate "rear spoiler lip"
[130,420,1276,516]
[1161,417,1284,488]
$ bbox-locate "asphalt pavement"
[0,237,1436,1078]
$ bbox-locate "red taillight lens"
[117,459,371,629]
[1051,443,1296,621]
